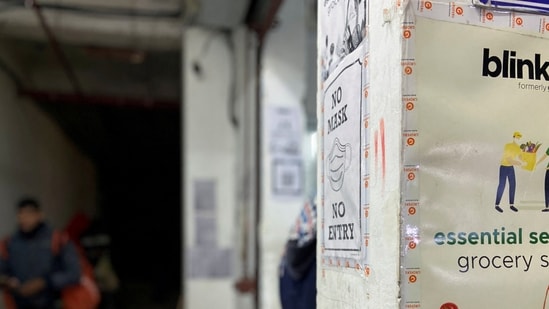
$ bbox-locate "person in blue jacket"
[0,197,81,309]
[279,197,317,309]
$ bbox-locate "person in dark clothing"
[0,197,81,309]
[279,198,317,309]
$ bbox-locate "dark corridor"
[12,40,184,309]
[41,102,182,309]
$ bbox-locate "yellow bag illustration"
[521,152,537,171]
[520,141,542,171]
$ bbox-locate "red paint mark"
[380,119,386,180]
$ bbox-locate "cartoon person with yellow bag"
[495,132,526,213]
[535,145,549,212]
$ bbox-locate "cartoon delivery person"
[536,146,549,212]
[495,131,524,213]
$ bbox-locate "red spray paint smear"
[380,118,386,180]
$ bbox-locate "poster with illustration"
[406,16,549,308]
[319,0,368,81]
[321,47,364,261]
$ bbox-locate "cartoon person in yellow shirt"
[495,131,525,213]
[536,147,549,212]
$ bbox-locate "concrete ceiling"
[0,0,281,163]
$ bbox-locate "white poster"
[267,106,304,199]
[322,49,363,258]
[402,16,549,308]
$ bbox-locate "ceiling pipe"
[32,0,83,96]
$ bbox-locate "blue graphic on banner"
[474,0,549,14]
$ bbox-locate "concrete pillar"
[182,26,256,309]
[318,0,549,308]
[316,0,403,307]
[260,1,310,308]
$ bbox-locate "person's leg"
[297,259,317,309]
[495,166,507,212]
[544,170,549,212]
[279,263,299,309]
[508,167,518,211]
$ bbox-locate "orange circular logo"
[545,23,549,31]
[403,30,412,39]
[409,241,416,249]
[365,238,369,246]
[406,102,414,110]
[456,7,463,15]
[516,17,523,26]
[364,208,369,217]
[425,1,433,9]
[407,137,415,146]
[486,12,494,20]
[364,89,369,98]
[408,172,415,181]
[404,66,413,75]
[364,179,369,188]
[364,58,368,67]
[440,303,458,309]
[408,206,416,215]
[364,150,369,158]
[365,267,371,276]
[364,119,369,128]
[409,275,417,283]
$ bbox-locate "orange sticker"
[409,274,417,283]
[406,101,414,110]
[425,1,432,9]
[486,12,494,20]
[364,149,369,158]
[409,241,416,249]
[516,17,523,26]
[408,206,416,215]
[408,172,415,181]
[456,6,463,15]
[404,66,413,75]
[546,23,549,31]
[363,88,369,98]
[407,137,415,146]
[403,29,412,39]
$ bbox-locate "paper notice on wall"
[403,16,549,308]
[267,106,304,200]
[187,179,233,278]
[322,46,364,260]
